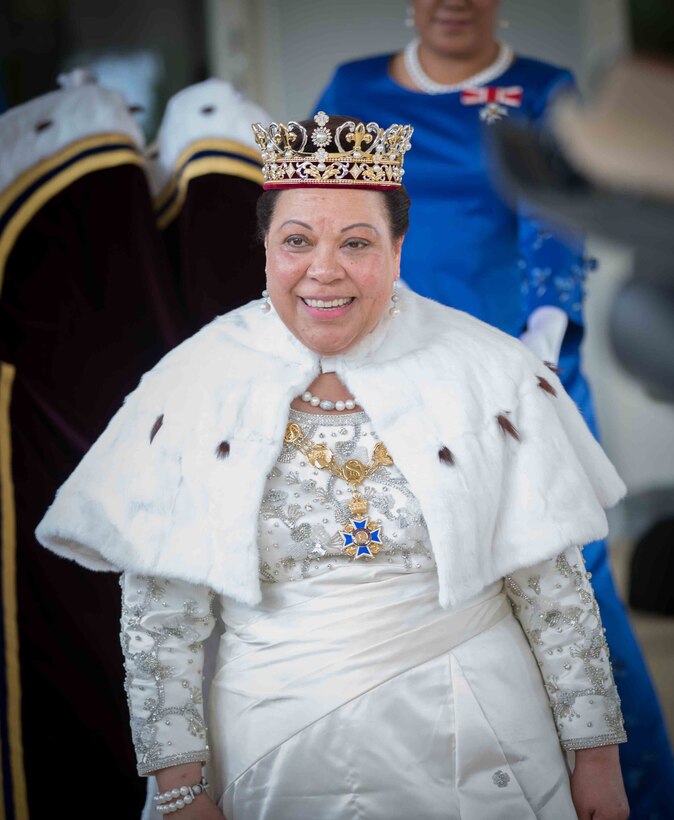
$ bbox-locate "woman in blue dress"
[315,1,674,815]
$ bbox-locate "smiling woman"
[35,111,628,820]
[255,114,411,406]
[264,188,401,358]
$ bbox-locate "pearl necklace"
[403,38,513,95]
[301,390,358,412]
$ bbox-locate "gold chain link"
[284,422,393,488]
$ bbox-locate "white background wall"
[207,0,674,533]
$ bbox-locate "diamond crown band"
[252,111,413,189]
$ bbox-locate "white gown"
[121,410,625,819]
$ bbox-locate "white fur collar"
[36,289,625,609]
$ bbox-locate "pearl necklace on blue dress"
[403,38,513,95]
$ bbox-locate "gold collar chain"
[284,421,394,559]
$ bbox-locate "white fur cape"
[36,288,625,609]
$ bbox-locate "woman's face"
[412,0,500,57]
[265,188,403,357]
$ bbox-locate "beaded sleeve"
[506,546,627,751]
[518,218,591,327]
[120,573,216,775]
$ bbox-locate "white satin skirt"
[207,566,576,819]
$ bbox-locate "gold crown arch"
[252,112,413,189]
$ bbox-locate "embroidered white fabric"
[258,409,435,582]
[120,410,625,815]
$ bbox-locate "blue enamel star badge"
[341,518,383,560]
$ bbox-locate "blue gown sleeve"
[518,70,595,328]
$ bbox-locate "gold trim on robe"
[154,138,263,230]
[0,362,30,819]
[0,133,144,293]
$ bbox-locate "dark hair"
[256,185,410,242]
[255,113,411,241]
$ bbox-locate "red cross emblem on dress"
[460,86,524,124]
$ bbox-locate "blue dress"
[316,52,674,817]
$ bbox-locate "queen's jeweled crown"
[252,112,413,190]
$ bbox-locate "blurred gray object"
[488,118,674,398]
[489,0,674,397]
[489,66,674,399]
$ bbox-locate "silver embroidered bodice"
[258,409,435,582]
[120,411,626,776]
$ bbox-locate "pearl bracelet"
[154,777,209,814]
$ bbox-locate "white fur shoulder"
[36,290,626,608]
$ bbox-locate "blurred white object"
[66,50,163,135]
[148,78,270,197]
[553,58,674,199]
[519,305,569,365]
[0,83,144,197]
[57,67,97,88]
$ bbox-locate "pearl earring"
[261,288,271,313]
[498,19,510,29]
[405,4,415,28]
[389,281,401,317]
